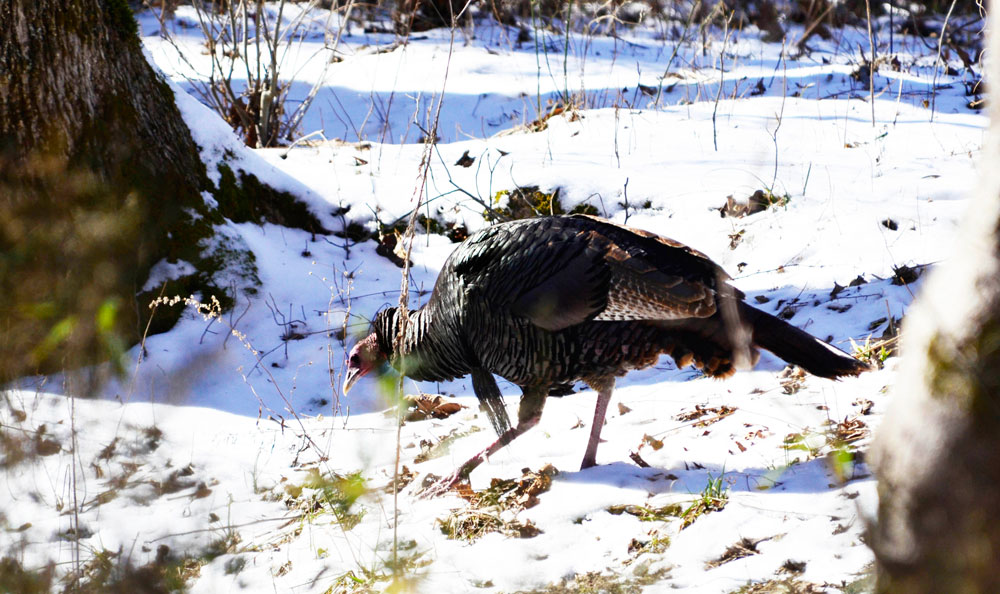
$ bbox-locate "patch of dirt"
[734,578,825,593]
[718,189,789,219]
[460,464,557,511]
[626,529,670,558]
[891,264,921,285]
[514,564,671,594]
[607,503,684,522]
[675,404,737,427]
[375,231,410,268]
[438,465,557,542]
[780,559,807,574]
[706,536,770,569]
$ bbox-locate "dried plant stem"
[389,13,459,578]
[771,39,787,192]
[931,0,958,122]
[864,0,876,126]
[654,0,701,106]
[70,386,81,588]
[712,11,733,152]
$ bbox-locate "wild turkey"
[344,214,871,496]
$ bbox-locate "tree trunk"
[869,7,1000,592]
[0,0,235,378]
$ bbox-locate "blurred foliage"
[284,468,368,529]
[0,557,54,594]
[0,149,156,380]
[0,0,323,384]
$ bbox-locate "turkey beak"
[343,366,362,395]
[345,333,381,395]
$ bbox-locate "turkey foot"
[417,448,489,499]
[417,402,543,499]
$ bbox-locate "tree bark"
[0,0,228,378]
[869,7,1000,592]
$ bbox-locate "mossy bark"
[0,0,241,377]
[869,6,1000,592]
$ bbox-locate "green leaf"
[96,298,120,333]
[32,315,78,363]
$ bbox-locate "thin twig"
[389,8,461,579]
[712,10,733,152]
[931,0,958,122]
[771,39,787,192]
[864,0,876,126]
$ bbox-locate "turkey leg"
[418,387,546,498]
[580,376,615,469]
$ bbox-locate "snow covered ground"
[0,4,986,592]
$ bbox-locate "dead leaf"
[676,404,737,427]
[192,482,212,499]
[642,434,664,451]
[405,394,465,421]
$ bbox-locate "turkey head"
[343,333,385,394]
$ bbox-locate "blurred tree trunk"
[869,7,1000,592]
[0,0,221,378]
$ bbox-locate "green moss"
[103,0,140,47]
[0,7,270,377]
[491,186,563,220]
[337,222,371,242]
[570,203,600,216]
[418,214,447,235]
[214,163,328,233]
[489,186,601,221]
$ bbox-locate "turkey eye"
[349,354,358,365]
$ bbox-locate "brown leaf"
[405,394,465,421]
[642,434,664,451]
[192,482,212,499]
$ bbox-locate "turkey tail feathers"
[740,302,873,378]
[472,368,512,436]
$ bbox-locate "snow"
[1,4,987,592]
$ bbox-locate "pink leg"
[419,387,546,498]
[580,377,615,470]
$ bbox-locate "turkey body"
[346,214,870,493]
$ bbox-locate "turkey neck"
[378,307,471,382]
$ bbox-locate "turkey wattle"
[343,214,871,496]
